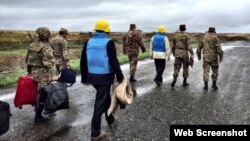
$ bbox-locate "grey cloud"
[0,0,250,32]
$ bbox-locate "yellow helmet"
[157,25,166,33]
[94,19,110,32]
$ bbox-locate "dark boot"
[171,77,177,87]
[204,81,208,91]
[154,79,161,86]
[212,80,218,90]
[35,104,49,123]
[183,78,189,87]
[129,76,137,82]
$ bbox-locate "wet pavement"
[0,41,250,141]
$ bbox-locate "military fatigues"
[123,30,146,80]
[172,31,194,79]
[197,33,223,82]
[27,31,54,88]
[26,27,55,122]
[50,35,70,71]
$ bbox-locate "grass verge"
[70,51,150,73]
[0,49,27,55]
[0,52,150,88]
[0,68,26,88]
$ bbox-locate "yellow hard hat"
[158,25,166,33]
[94,19,110,32]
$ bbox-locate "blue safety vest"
[153,33,166,52]
[87,32,111,74]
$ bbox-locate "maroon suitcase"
[14,75,38,109]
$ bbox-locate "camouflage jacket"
[50,35,70,64]
[197,33,223,62]
[26,41,54,85]
[122,30,146,56]
[172,31,194,58]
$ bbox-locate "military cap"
[130,24,136,29]
[208,27,216,33]
[60,27,69,35]
[179,24,186,31]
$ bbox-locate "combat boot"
[171,77,177,87]
[91,131,107,141]
[212,80,218,90]
[34,104,49,123]
[183,78,189,87]
[129,76,137,82]
[154,79,161,86]
[203,81,208,91]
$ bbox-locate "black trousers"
[154,59,166,82]
[91,85,114,137]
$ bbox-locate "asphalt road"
[0,41,250,141]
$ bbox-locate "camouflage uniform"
[50,28,70,71]
[26,27,55,122]
[197,32,223,82]
[27,28,54,87]
[123,29,146,81]
[172,31,194,79]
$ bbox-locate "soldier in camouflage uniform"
[197,27,223,90]
[26,27,55,122]
[50,28,70,72]
[123,24,146,82]
[171,25,194,87]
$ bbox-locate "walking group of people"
[24,19,223,141]
[121,23,223,91]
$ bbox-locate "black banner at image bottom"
[170,125,250,141]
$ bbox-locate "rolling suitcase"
[14,75,38,109]
[0,101,11,136]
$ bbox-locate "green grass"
[69,59,80,72]
[0,49,27,55]
[69,51,150,73]
[0,52,150,88]
[190,42,199,48]
[0,68,26,88]
[118,55,129,64]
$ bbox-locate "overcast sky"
[1,0,250,33]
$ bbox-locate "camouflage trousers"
[173,57,189,78]
[30,67,52,110]
[31,67,52,88]
[203,60,219,82]
[128,55,138,77]
[55,58,67,72]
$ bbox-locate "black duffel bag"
[43,82,69,114]
[0,101,11,136]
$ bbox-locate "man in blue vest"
[80,19,124,141]
[149,26,171,86]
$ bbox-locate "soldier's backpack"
[0,101,11,136]
[26,42,44,67]
[123,31,133,46]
